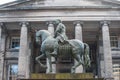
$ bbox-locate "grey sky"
[0,0,120,5]
[0,0,16,5]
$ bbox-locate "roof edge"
[0,6,120,11]
[0,0,120,10]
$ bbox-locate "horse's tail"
[35,54,47,68]
[84,43,91,67]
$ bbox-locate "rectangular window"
[113,63,120,80]
[8,64,18,80]
[110,35,118,48]
[11,37,20,49]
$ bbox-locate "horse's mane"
[38,30,51,36]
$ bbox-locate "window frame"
[110,35,118,48]
[8,64,18,80]
[10,37,20,49]
[113,63,120,80]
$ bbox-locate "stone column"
[0,23,4,80]
[75,21,83,41]
[101,21,113,79]
[98,35,105,77]
[118,35,120,48]
[0,23,2,49]
[18,22,29,79]
[47,21,56,73]
[0,23,6,80]
[48,21,54,36]
[74,21,83,73]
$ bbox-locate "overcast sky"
[0,0,120,5]
[0,0,16,5]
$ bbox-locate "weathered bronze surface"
[35,20,91,73]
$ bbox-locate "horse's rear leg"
[71,54,82,73]
[46,52,52,73]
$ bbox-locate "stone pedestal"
[31,73,94,79]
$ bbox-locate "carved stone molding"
[19,22,29,27]
[100,21,110,27]
[73,21,83,27]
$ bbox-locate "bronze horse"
[35,30,90,73]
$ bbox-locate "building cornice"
[0,6,120,11]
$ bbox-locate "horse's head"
[35,31,41,45]
[35,30,51,44]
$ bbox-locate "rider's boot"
[50,40,58,57]
[51,51,57,57]
[51,44,58,56]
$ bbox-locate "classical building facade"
[0,0,120,80]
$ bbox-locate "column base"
[17,75,25,79]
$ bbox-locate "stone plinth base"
[17,73,104,80]
[31,73,93,79]
[28,73,102,80]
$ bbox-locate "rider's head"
[54,19,62,25]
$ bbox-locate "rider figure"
[51,19,68,56]
[54,19,68,43]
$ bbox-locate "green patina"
[35,20,91,73]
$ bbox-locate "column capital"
[0,23,4,29]
[46,21,55,29]
[46,21,55,26]
[0,23,3,27]
[73,21,83,27]
[100,21,110,27]
[19,22,29,27]
[0,23,6,33]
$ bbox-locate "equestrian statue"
[35,19,91,73]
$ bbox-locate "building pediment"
[0,0,120,9]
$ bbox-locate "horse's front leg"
[46,52,52,73]
[36,54,47,68]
